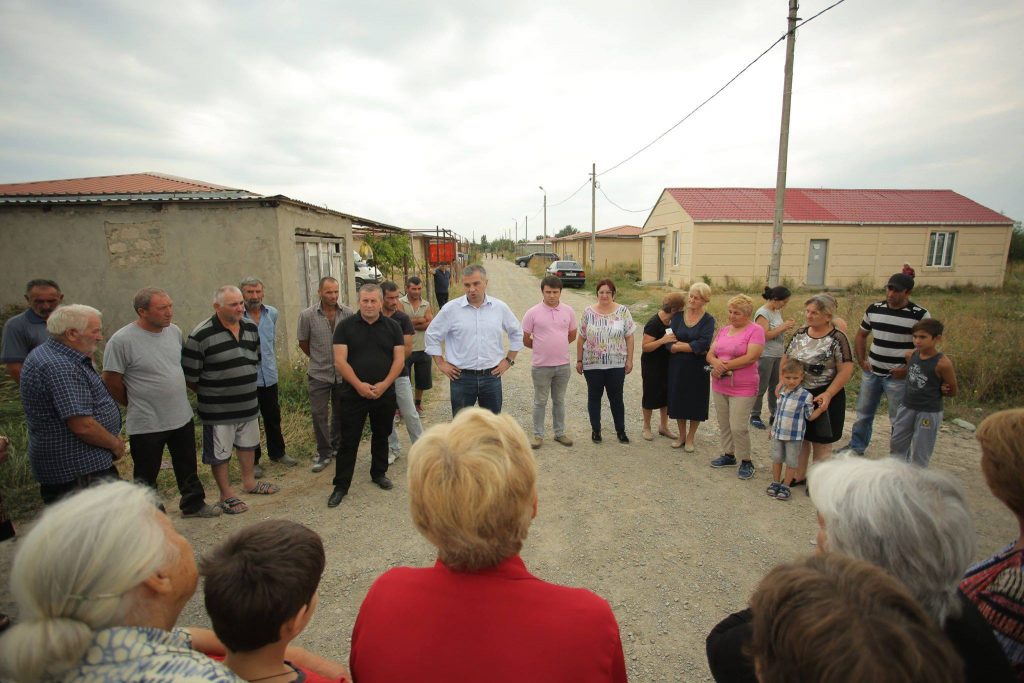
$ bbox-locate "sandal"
[244,481,280,495]
[642,427,654,441]
[219,497,248,515]
[671,440,684,448]
[659,428,678,440]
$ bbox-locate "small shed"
[552,225,642,270]
[0,172,403,362]
[639,188,1015,289]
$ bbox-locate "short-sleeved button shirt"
[400,295,430,352]
[333,313,404,397]
[297,302,354,384]
[244,303,279,387]
[20,338,121,484]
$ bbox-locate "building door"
[295,235,348,307]
[806,239,828,287]
[657,238,666,282]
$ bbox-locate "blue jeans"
[848,371,906,453]
[450,373,502,415]
[584,367,626,434]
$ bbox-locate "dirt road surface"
[1,258,1014,681]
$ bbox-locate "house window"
[926,231,956,267]
[672,231,680,266]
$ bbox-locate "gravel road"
[1,257,1014,682]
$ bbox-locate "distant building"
[0,172,403,362]
[639,188,1015,289]
[552,225,642,271]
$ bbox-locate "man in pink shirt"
[522,276,578,449]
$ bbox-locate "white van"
[353,251,382,286]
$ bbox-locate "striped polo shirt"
[859,300,930,375]
[182,315,260,425]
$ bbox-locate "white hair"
[0,481,176,682]
[809,456,975,626]
[213,285,241,305]
[45,304,101,337]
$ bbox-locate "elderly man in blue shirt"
[241,277,297,478]
[20,304,124,504]
[425,264,523,415]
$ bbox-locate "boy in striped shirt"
[767,359,826,501]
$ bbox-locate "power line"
[598,0,848,178]
[550,178,592,207]
[598,185,652,213]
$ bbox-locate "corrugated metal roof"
[552,225,642,241]
[0,172,247,197]
[664,188,1013,225]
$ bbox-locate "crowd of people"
[0,262,1013,682]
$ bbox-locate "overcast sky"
[1,0,1021,241]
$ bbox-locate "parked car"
[515,252,559,267]
[353,251,382,285]
[546,260,586,288]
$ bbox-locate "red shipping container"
[429,242,456,265]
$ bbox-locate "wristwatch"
[505,356,515,367]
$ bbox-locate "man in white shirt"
[425,265,523,416]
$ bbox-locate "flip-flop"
[244,481,280,495]
[219,497,248,515]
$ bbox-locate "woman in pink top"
[706,295,765,480]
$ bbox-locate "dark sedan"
[546,260,586,288]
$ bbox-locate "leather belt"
[459,367,496,376]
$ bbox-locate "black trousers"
[253,383,287,464]
[129,419,207,514]
[39,465,120,506]
[436,292,449,308]
[333,390,395,494]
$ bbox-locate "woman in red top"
[349,407,628,683]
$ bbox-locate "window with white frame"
[926,231,956,267]
[672,231,680,266]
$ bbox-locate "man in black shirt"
[329,284,405,508]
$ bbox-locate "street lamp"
[539,186,547,252]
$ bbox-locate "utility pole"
[539,186,547,252]
[769,0,799,287]
[525,215,528,256]
[590,162,597,274]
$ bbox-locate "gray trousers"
[389,376,424,452]
[751,355,782,420]
[532,364,571,437]
[889,405,943,467]
[309,378,343,461]
[713,392,756,460]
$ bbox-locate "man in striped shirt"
[182,286,279,515]
[839,273,930,456]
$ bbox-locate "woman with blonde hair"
[667,282,716,451]
[706,294,765,480]
[780,293,854,487]
[640,291,686,440]
[350,408,627,682]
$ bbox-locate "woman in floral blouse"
[576,279,636,444]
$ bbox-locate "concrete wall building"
[0,172,403,362]
[552,225,642,270]
[640,188,1015,289]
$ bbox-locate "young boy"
[889,318,957,467]
[199,519,350,683]
[767,359,825,501]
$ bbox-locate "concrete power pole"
[768,0,799,287]
[590,162,597,274]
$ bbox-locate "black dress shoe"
[617,431,630,444]
[372,475,394,490]
[591,430,602,443]
[327,489,345,508]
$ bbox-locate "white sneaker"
[388,449,400,465]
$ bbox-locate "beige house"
[552,225,642,270]
[639,188,1015,289]
[0,172,403,362]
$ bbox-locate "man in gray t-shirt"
[1,278,63,383]
[102,288,220,518]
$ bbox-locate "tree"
[535,235,544,241]
[480,235,489,250]
[363,233,413,279]
[555,224,579,238]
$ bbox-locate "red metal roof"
[0,172,244,196]
[664,188,1013,225]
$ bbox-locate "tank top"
[903,351,944,412]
